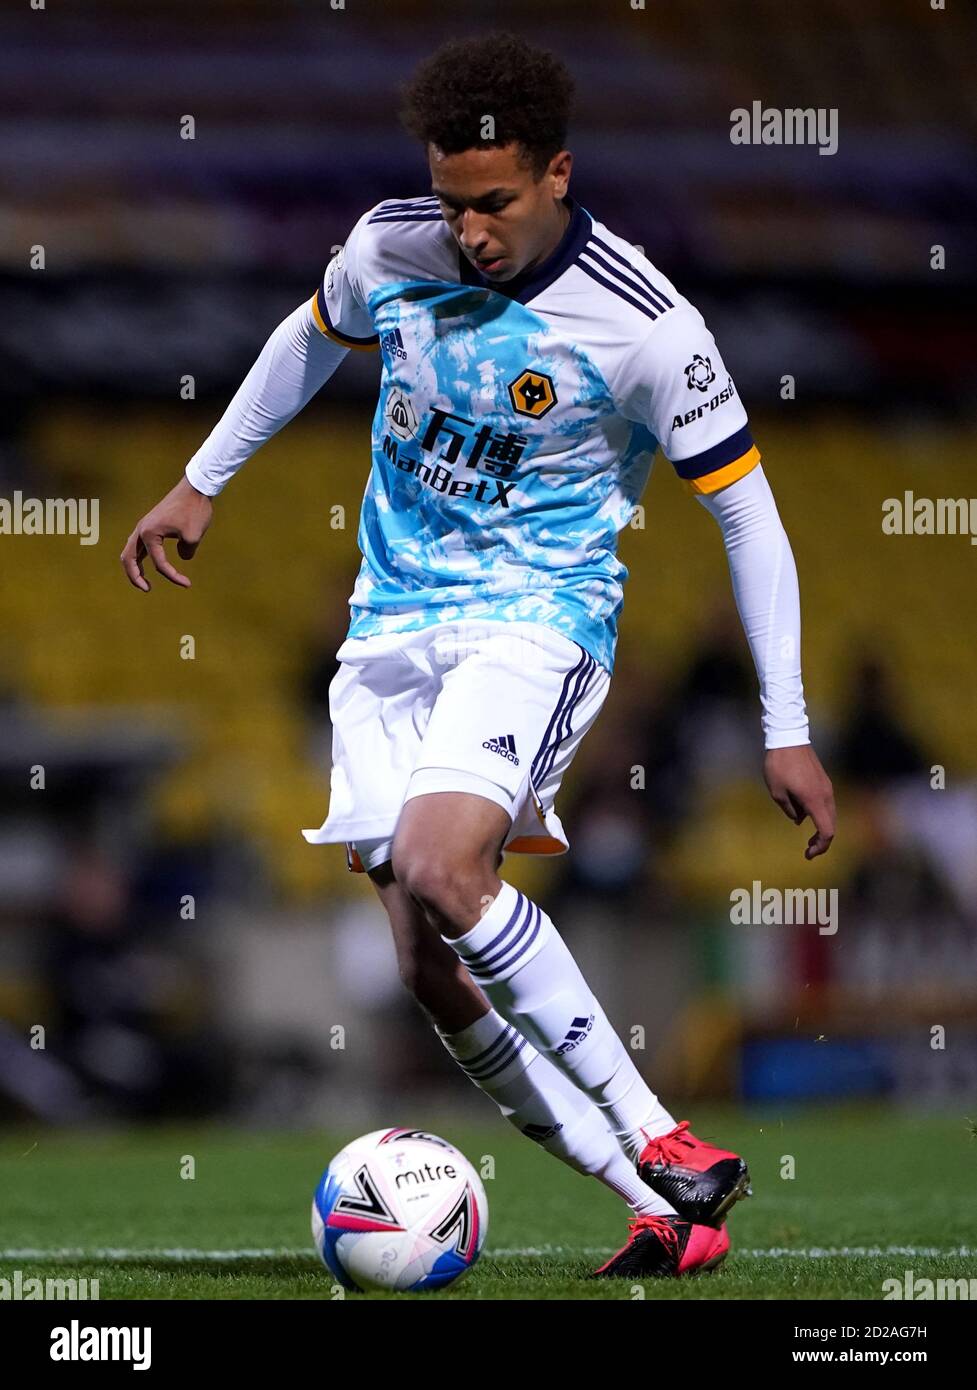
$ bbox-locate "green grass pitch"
[1,1105,974,1299]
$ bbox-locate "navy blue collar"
[457,193,592,304]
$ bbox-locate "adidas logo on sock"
[555,1013,595,1055]
[522,1121,565,1143]
[482,733,520,766]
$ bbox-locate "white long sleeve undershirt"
[184,298,349,498]
[696,463,810,749]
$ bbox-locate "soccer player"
[121,32,835,1278]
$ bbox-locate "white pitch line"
[0,1249,314,1261]
[1,1245,974,1262]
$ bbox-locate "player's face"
[429,142,572,282]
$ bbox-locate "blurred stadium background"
[1,0,976,1141]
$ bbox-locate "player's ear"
[548,149,572,194]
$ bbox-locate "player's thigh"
[391,791,509,889]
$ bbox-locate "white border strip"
[1,1245,974,1262]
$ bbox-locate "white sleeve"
[184,297,350,497]
[615,303,758,494]
[695,463,810,749]
[311,208,380,347]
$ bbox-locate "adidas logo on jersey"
[556,1013,595,1055]
[380,326,408,361]
[482,733,519,765]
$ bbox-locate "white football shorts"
[302,619,611,873]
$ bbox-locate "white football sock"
[443,882,677,1163]
[436,1006,675,1216]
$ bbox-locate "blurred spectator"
[835,653,928,787]
[649,603,759,809]
[40,842,227,1119]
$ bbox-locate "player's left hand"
[763,744,836,860]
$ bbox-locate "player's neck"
[518,198,572,280]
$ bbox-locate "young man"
[121,32,835,1278]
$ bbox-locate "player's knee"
[393,849,459,914]
[392,848,484,928]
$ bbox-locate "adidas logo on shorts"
[482,733,520,765]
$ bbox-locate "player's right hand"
[762,744,836,860]
[120,475,214,592]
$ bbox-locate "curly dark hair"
[399,32,575,180]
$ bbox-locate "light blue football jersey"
[311,193,759,672]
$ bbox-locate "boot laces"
[640,1119,693,1164]
[627,1213,680,1253]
